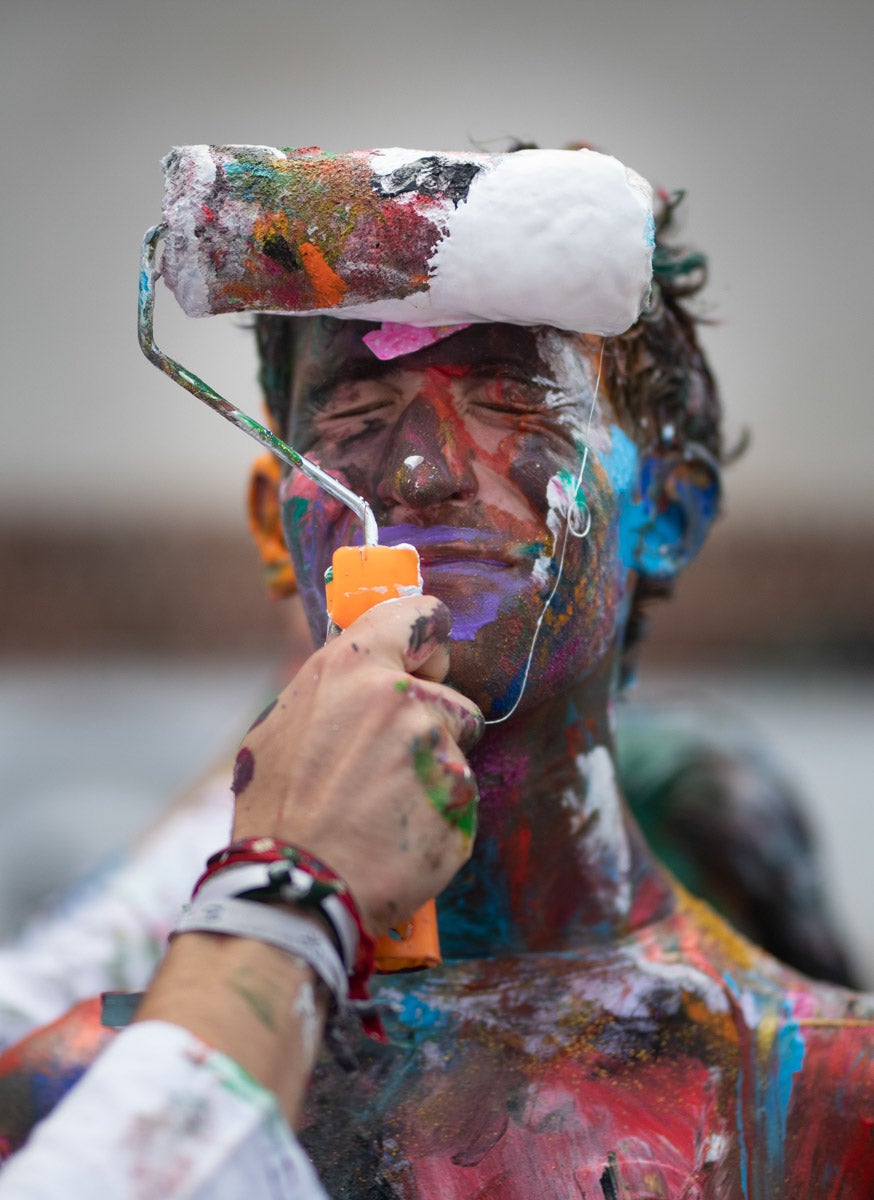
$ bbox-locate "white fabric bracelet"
[194,862,359,974]
[175,896,349,1011]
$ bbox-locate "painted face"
[281,320,641,717]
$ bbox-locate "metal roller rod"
[138,223,379,547]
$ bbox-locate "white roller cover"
[160,145,654,336]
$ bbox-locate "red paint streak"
[784,1024,874,1197]
[430,364,471,379]
[0,996,115,1158]
[0,996,107,1075]
[507,823,532,900]
[404,1054,720,1198]
[628,869,670,928]
[833,1116,874,1199]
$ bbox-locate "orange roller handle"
[325,544,441,973]
[325,544,422,629]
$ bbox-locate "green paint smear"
[285,495,310,529]
[556,466,587,511]
[412,739,477,839]
[230,969,277,1032]
[215,1053,273,1106]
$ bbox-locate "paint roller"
[139,143,655,971]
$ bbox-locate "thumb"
[336,595,452,682]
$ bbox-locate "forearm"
[0,1020,328,1199]
[136,926,328,1127]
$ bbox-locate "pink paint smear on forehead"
[362,321,471,361]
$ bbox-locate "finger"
[336,595,453,681]
[393,675,484,754]
[410,727,479,844]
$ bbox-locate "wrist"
[137,925,328,1125]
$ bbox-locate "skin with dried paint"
[0,594,482,1148]
[269,318,872,1198]
[134,596,480,1128]
[1,304,871,1193]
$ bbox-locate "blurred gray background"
[1,0,872,981]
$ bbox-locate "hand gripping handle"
[325,544,441,972]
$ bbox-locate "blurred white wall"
[2,0,872,534]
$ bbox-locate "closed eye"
[466,374,551,415]
[314,380,400,423]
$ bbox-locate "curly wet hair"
[601,188,722,462]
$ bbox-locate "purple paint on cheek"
[232,747,255,796]
[450,592,506,641]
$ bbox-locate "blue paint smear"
[728,979,806,1196]
[437,836,515,957]
[616,450,718,577]
[751,1014,806,1189]
[735,1064,750,1200]
[30,1062,91,1121]
[601,426,639,500]
[775,1020,806,1143]
[396,991,446,1037]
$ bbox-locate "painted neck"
[437,677,677,958]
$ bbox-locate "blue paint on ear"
[618,452,720,578]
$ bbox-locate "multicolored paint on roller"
[160,145,653,334]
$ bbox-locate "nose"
[376,387,477,513]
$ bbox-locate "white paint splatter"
[291,979,320,1061]
[704,1132,731,1164]
[619,953,730,1016]
[561,747,632,916]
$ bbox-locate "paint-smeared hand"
[231,596,483,936]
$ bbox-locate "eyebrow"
[300,331,553,407]
[304,357,401,407]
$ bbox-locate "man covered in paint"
[240,202,874,1195]
[2,155,873,1196]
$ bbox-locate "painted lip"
[378,524,549,565]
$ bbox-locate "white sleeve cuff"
[0,1021,328,1199]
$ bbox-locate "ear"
[247,452,297,599]
[619,446,721,581]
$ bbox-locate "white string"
[484,339,604,726]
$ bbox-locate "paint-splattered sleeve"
[0,1021,328,1199]
[0,774,232,1050]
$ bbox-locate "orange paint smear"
[299,241,347,307]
